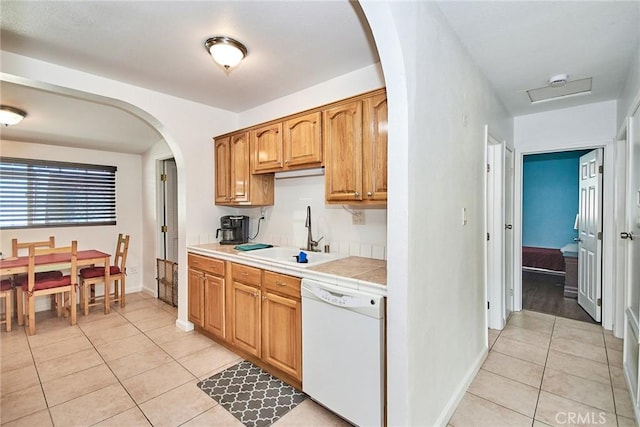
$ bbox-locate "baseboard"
[435,345,489,426]
[176,318,194,332]
[523,266,565,277]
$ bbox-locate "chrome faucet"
[305,205,323,252]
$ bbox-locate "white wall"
[617,45,640,130]
[0,139,144,307]
[239,64,384,127]
[242,175,387,258]
[514,101,618,330]
[362,2,513,425]
[515,101,617,149]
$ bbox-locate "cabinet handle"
[354,192,360,197]
[241,272,248,276]
[284,160,290,164]
[252,292,259,298]
[367,192,373,197]
[276,281,286,287]
[262,295,267,301]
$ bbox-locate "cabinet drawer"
[263,271,301,299]
[231,263,261,287]
[188,254,225,276]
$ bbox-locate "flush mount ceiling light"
[549,74,569,87]
[0,105,27,126]
[527,77,592,104]
[204,36,247,73]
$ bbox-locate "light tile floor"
[450,310,637,427]
[0,292,349,427]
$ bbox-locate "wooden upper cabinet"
[323,100,363,202]
[214,137,230,204]
[284,111,322,169]
[229,132,251,203]
[214,131,274,206]
[252,111,322,174]
[362,93,388,202]
[324,89,387,205]
[252,123,284,173]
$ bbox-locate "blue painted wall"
[522,150,590,249]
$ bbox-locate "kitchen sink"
[237,246,347,268]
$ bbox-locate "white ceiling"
[437,1,640,116]
[0,1,639,154]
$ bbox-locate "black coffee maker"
[216,215,250,245]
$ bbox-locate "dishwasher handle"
[302,281,382,311]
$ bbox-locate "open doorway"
[521,149,601,323]
[157,157,178,307]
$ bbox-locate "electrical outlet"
[128,266,138,274]
[352,210,365,225]
[260,207,266,220]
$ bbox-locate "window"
[0,157,117,229]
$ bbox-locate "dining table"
[0,249,112,322]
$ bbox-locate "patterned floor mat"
[197,360,307,427]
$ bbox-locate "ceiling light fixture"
[549,74,569,88]
[0,105,27,126]
[204,36,247,73]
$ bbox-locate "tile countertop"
[187,243,387,296]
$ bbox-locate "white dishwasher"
[301,278,385,427]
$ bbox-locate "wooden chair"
[79,234,130,315]
[12,237,64,325]
[0,279,12,332]
[21,241,78,336]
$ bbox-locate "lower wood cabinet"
[231,280,262,358]
[204,274,225,339]
[262,291,301,380]
[188,254,226,339]
[189,254,302,384]
[188,267,205,327]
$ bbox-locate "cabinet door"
[229,132,251,203]
[214,137,230,204]
[323,101,363,202]
[362,93,388,202]
[262,292,301,380]
[252,123,283,173]
[187,268,204,327]
[204,274,225,339]
[231,281,261,357]
[284,112,322,168]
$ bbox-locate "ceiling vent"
[527,77,592,104]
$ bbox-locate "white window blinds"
[0,157,117,229]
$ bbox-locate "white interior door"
[627,105,640,319]
[504,146,514,321]
[577,149,603,321]
[485,126,507,330]
[623,102,640,413]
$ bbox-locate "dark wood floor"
[522,270,598,324]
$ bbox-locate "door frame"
[156,156,179,275]
[485,125,514,330]
[513,139,618,332]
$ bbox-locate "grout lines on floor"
[0,291,347,427]
[451,310,635,427]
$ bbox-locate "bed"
[522,246,565,273]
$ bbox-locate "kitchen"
[1,1,639,426]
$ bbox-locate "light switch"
[462,208,468,225]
